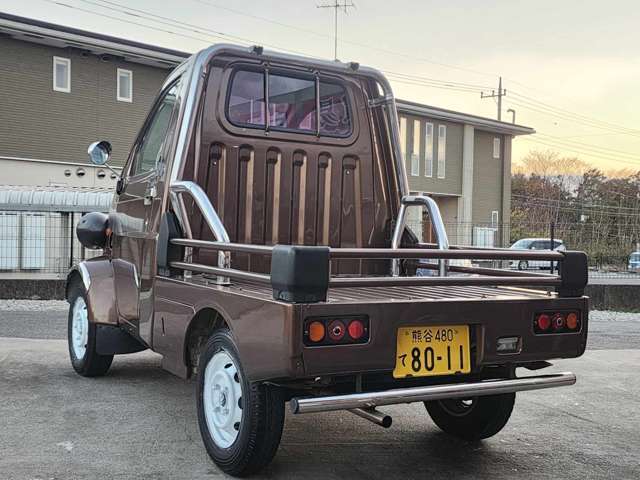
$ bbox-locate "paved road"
[1,307,639,479]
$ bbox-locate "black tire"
[424,393,515,441]
[67,281,114,377]
[517,260,528,271]
[196,330,285,477]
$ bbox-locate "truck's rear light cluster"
[304,316,369,346]
[534,312,581,334]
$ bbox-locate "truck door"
[112,81,181,343]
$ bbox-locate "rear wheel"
[67,282,113,377]
[517,260,528,270]
[196,330,285,477]
[424,393,515,441]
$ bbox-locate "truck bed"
[195,275,554,304]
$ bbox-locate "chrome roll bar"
[391,195,450,277]
[169,181,230,281]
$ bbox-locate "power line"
[519,137,640,167]
[511,91,640,136]
[187,0,499,79]
[535,133,640,160]
[44,0,640,161]
[67,0,495,96]
[69,0,308,55]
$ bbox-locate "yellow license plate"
[393,325,471,378]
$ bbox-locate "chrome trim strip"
[77,262,91,291]
[290,372,576,414]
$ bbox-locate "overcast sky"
[4,0,640,171]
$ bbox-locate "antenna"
[317,1,356,60]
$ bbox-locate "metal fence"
[0,210,637,280]
[407,219,640,279]
[0,210,100,279]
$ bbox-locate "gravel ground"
[0,299,69,311]
[0,301,638,479]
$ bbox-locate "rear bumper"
[291,371,576,414]
[298,295,589,378]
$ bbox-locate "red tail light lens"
[535,314,552,331]
[348,319,365,340]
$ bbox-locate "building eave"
[0,11,191,69]
[397,99,535,136]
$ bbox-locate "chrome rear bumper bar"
[290,372,576,414]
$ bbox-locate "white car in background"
[629,251,640,273]
[510,238,566,270]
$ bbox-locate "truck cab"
[67,44,588,477]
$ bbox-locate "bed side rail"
[167,181,587,303]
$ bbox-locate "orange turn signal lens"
[308,321,325,342]
[566,312,579,330]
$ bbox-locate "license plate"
[393,325,471,378]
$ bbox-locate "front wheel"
[517,260,529,270]
[196,330,285,477]
[67,282,113,377]
[424,393,515,441]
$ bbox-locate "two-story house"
[397,100,534,246]
[0,12,533,283]
[0,12,189,188]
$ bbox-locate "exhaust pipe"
[349,407,392,428]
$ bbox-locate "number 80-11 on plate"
[392,325,471,378]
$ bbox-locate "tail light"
[534,311,581,334]
[304,316,369,346]
[348,319,365,340]
[308,321,325,343]
[566,312,580,330]
[535,314,551,332]
[328,320,346,341]
[552,313,565,331]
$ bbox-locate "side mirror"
[88,140,123,192]
[88,141,112,166]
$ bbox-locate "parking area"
[1,302,639,480]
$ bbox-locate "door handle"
[144,185,157,206]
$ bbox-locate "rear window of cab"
[227,68,352,138]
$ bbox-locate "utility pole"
[317,1,356,60]
[481,76,507,121]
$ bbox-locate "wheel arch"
[66,258,118,326]
[184,306,231,378]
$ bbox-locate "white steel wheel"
[71,296,89,360]
[196,330,285,476]
[203,350,244,448]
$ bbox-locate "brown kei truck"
[67,44,588,476]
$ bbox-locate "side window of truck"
[227,68,352,137]
[130,82,180,177]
